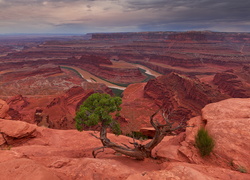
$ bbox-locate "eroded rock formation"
[0,99,9,119]
[155,98,250,175]
[144,73,228,118]
[120,73,229,133]
[213,70,250,98]
[42,86,94,129]
[2,85,112,129]
[1,31,250,89]
[0,98,250,179]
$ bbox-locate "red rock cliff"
[213,71,250,98]
[144,73,229,119]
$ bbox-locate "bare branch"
[121,143,131,149]
[162,109,169,120]
[129,141,140,148]
[150,108,161,129]
[92,146,107,158]
[155,120,161,127]
[132,135,137,144]
[170,125,185,132]
[89,132,102,140]
[88,106,190,160]
[0,132,8,145]
[162,109,175,126]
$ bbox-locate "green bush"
[195,127,215,157]
[126,131,149,140]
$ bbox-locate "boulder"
[203,98,250,171]
[0,119,37,145]
[202,98,250,120]
[0,99,9,119]
[0,109,249,179]
[0,119,37,138]
[139,127,155,138]
[154,98,250,173]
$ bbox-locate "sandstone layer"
[1,31,250,87]
[4,86,112,129]
[0,98,250,179]
[121,73,229,133]
[213,69,250,98]
[154,98,250,175]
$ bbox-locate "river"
[61,63,161,90]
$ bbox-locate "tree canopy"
[75,93,122,135]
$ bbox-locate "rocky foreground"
[0,98,250,179]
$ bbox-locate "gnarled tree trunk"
[92,109,186,160]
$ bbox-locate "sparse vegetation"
[237,166,247,173]
[126,131,149,140]
[76,94,187,160]
[195,127,215,157]
[229,160,248,173]
[0,145,12,150]
[229,159,234,167]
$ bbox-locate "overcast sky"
[0,0,249,34]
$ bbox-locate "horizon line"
[1,30,250,37]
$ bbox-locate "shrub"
[126,131,149,140]
[195,127,215,157]
[237,166,247,173]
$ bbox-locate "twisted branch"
[92,146,107,158]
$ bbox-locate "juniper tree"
[75,93,187,160]
[75,93,122,134]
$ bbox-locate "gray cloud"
[0,0,249,34]
[121,0,250,32]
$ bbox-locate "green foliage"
[75,93,122,135]
[195,127,215,157]
[0,145,12,150]
[110,121,122,135]
[126,131,149,140]
[229,160,247,173]
[237,166,247,173]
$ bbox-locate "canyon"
[0,31,250,179]
[0,31,249,133]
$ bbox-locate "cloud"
[0,0,249,33]
[125,0,250,32]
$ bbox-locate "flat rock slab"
[0,119,36,138]
[203,98,250,170]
